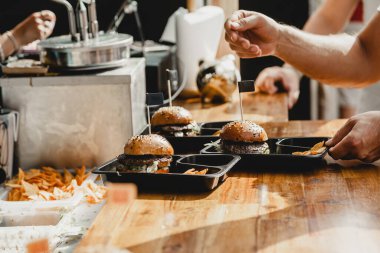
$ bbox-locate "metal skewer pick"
[166,69,178,107]
[146,93,164,134]
[237,80,256,122]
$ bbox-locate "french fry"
[184,168,209,175]
[292,141,326,156]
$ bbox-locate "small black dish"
[140,126,220,154]
[93,154,240,192]
[276,137,330,154]
[199,121,232,136]
[201,137,329,169]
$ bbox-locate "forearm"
[0,31,19,61]
[275,25,374,88]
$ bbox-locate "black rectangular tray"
[143,121,231,138]
[201,137,329,169]
[140,126,220,154]
[199,121,232,135]
[93,154,240,192]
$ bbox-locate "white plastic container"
[0,210,63,253]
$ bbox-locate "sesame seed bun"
[220,121,268,143]
[151,106,193,126]
[124,134,174,156]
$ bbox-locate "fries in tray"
[292,141,327,156]
[5,166,106,203]
[183,168,208,175]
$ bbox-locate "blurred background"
[0,0,365,121]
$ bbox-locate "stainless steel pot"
[38,33,133,71]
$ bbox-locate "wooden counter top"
[77,119,380,253]
[174,92,289,123]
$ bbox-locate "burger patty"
[120,155,172,167]
[221,140,270,154]
[155,122,200,137]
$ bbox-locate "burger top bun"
[220,120,268,143]
[151,106,193,126]
[124,134,174,156]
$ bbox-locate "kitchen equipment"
[197,55,240,103]
[0,58,146,169]
[0,109,19,182]
[38,0,133,71]
[94,154,240,192]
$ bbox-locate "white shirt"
[357,1,380,113]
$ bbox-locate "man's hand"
[255,66,301,109]
[224,10,281,58]
[326,111,380,163]
[12,10,56,47]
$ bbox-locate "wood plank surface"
[174,92,289,123]
[77,118,380,253]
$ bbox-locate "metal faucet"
[76,0,89,41]
[87,0,99,38]
[50,0,79,41]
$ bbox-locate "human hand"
[11,10,56,47]
[326,111,380,163]
[255,66,301,109]
[224,10,281,58]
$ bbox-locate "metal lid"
[38,33,133,52]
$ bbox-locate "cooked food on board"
[121,134,174,173]
[151,106,200,137]
[292,141,327,156]
[5,166,106,203]
[220,120,269,154]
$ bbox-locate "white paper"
[175,6,225,91]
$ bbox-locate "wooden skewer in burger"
[219,120,269,154]
[150,69,200,137]
[151,106,200,137]
[219,80,269,154]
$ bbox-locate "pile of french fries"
[292,141,327,156]
[5,166,106,203]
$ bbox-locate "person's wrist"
[274,24,289,57]
[10,28,26,47]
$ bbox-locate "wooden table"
[174,92,289,123]
[77,118,380,253]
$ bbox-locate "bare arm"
[282,0,359,69]
[304,0,359,34]
[276,12,380,88]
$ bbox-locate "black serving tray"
[201,137,330,169]
[93,154,240,192]
[199,121,232,136]
[140,126,220,154]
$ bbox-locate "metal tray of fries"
[94,154,240,192]
[201,137,329,169]
[0,166,95,212]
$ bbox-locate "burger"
[151,106,200,137]
[120,134,174,173]
[220,121,269,154]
